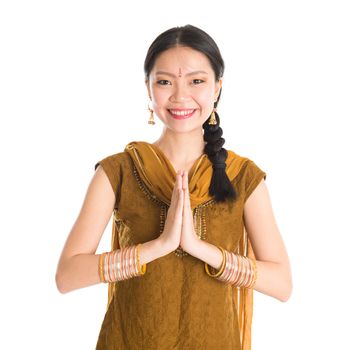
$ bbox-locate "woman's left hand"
[179,170,201,253]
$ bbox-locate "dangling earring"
[148,100,155,125]
[208,107,217,125]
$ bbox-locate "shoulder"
[227,149,265,175]
[226,149,267,202]
[94,151,131,199]
[94,151,130,171]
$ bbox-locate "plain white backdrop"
[0,0,349,349]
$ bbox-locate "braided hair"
[203,99,236,202]
[144,24,237,203]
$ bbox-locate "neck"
[152,127,205,165]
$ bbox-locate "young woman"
[56,24,293,350]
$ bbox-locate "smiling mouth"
[168,109,197,119]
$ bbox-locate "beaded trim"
[132,164,166,207]
[131,163,216,258]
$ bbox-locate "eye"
[157,80,170,85]
[192,79,204,85]
[156,79,204,86]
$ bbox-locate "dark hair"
[144,24,236,203]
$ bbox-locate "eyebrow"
[155,70,208,77]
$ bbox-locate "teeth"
[169,109,195,116]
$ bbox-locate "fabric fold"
[124,140,249,209]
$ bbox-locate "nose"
[170,81,191,102]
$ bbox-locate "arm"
[55,165,168,294]
[189,179,293,302]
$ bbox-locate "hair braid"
[202,102,236,203]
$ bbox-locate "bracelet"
[204,246,258,289]
[204,246,226,278]
[137,244,147,275]
[98,252,106,283]
[98,244,147,283]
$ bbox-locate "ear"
[145,79,152,100]
[215,78,223,100]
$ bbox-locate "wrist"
[185,236,205,259]
[156,236,175,256]
[139,237,171,265]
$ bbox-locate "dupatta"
[119,140,255,350]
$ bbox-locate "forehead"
[152,46,212,73]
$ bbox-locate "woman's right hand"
[158,170,184,252]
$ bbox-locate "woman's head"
[144,24,236,203]
[145,45,222,134]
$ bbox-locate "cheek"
[194,88,215,106]
[151,89,168,107]
[201,87,214,99]
[197,98,215,116]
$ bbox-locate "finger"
[184,181,191,210]
[176,188,183,217]
[178,187,183,206]
[171,172,181,201]
[174,171,182,189]
[177,170,183,190]
[177,173,184,206]
[182,170,188,191]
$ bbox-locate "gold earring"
[208,107,217,125]
[148,101,155,125]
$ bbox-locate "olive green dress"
[94,141,266,350]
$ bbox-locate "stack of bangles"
[98,244,147,283]
[204,246,257,289]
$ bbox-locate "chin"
[167,122,205,134]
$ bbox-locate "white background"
[1,0,349,349]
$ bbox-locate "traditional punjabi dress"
[94,141,266,350]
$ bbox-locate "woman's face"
[146,46,222,133]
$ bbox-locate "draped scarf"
[121,140,256,350]
[124,140,244,209]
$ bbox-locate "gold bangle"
[247,258,257,288]
[244,257,254,288]
[101,245,147,283]
[137,244,147,275]
[98,253,106,283]
[205,246,226,278]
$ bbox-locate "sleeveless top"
[94,141,266,350]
